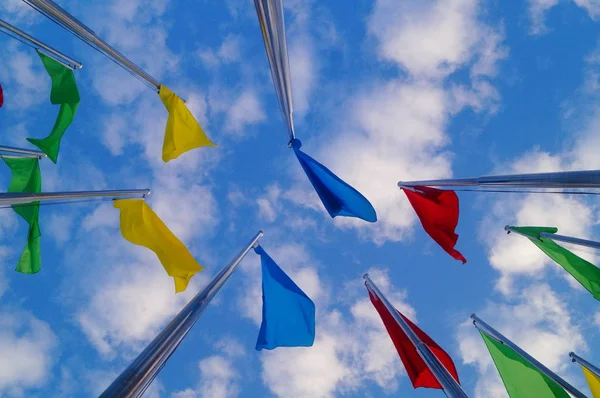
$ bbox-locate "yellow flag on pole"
[582,365,600,398]
[114,199,203,292]
[158,84,215,162]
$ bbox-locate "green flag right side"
[3,157,42,274]
[510,226,600,301]
[479,331,570,398]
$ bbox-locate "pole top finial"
[362,273,369,280]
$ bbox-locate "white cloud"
[0,309,58,396]
[223,89,266,134]
[527,0,600,35]
[198,34,243,69]
[458,284,587,398]
[0,42,46,110]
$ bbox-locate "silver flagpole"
[570,352,600,379]
[364,274,468,398]
[253,0,295,141]
[471,315,587,398]
[0,18,82,69]
[399,170,600,189]
[506,225,600,250]
[23,0,160,89]
[100,230,264,398]
[0,189,150,206]
[0,145,47,158]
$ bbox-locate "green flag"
[27,51,80,163]
[480,331,570,398]
[510,226,600,301]
[3,157,42,274]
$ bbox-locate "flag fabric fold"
[401,186,466,263]
[510,226,600,301]
[27,51,80,163]
[3,157,42,274]
[580,364,600,398]
[113,199,203,293]
[291,139,377,223]
[254,245,315,351]
[479,330,570,398]
[158,85,215,162]
[368,290,460,389]
[0,83,4,107]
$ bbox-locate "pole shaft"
[24,0,160,89]
[0,189,150,206]
[364,274,468,398]
[0,18,81,69]
[539,232,600,250]
[570,352,600,379]
[0,145,47,158]
[399,170,600,189]
[100,231,264,398]
[472,315,586,398]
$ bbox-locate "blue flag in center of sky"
[254,245,315,351]
[292,139,377,222]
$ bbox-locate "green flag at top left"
[27,51,80,163]
[2,157,42,274]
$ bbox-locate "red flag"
[0,84,3,108]
[369,291,460,389]
[402,186,466,263]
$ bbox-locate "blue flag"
[254,245,316,351]
[291,139,377,223]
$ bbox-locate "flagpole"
[570,352,600,379]
[23,0,160,89]
[253,0,295,141]
[471,314,587,398]
[505,225,600,250]
[100,230,264,398]
[364,274,469,398]
[0,18,82,69]
[398,170,600,189]
[0,145,47,158]
[0,189,150,206]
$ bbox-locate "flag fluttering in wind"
[114,199,203,293]
[580,364,600,397]
[254,245,315,350]
[401,186,466,263]
[158,85,215,162]
[479,330,570,398]
[368,290,460,389]
[3,157,42,274]
[508,226,600,301]
[253,1,376,223]
[27,51,80,163]
[0,83,4,107]
[292,139,377,222]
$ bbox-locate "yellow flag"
[158,84,215,162]
[583,365,600,398]
[114,199,203,293]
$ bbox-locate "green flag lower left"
[3,157,42,274]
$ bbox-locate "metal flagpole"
[398,170,600,189]
[253,0,295,142]
[471,314,587,398]
[570,352,600,379]
[100,230,264,398]
[364,274,469,398]
[505,225,600,251]
[0,189,150,206]
[23,0,160,89]
[0,18,82,69]
[0,145,47,158]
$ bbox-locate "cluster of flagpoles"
[2,0,600,396]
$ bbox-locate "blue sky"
[1,0,600,397]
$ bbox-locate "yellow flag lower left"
[114,199,203,292]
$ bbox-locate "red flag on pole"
[402,186,466,263]
[369,291,460,389]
